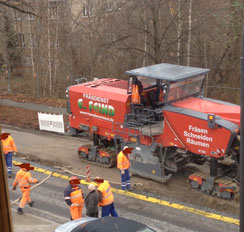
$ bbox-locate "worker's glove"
[12,186,16,191]
[13,152,17,156]
[70,204,75,209]
[121,169,125,175]
[36,180,39,184]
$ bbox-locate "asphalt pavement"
[12,212,59,232]
[8,157,239,232]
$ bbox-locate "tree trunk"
[177,0,182,65]
[53,13,59,97]
[47,0,52,97]
[28,20,36,97]
[152,4,160,64]
[186,0,192,66]
[143,1,147,67]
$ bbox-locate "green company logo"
[78,99,83,108]
[78,98,115,116]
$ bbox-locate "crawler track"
[78,144,117,168]
[188,171,239,200]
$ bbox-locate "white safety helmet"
[123,146,128,151]
[88,184,96,191]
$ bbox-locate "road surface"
[1,125,240,231]
[8,157,239,232]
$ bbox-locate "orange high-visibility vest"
[13,169,37,188]
[131,85,141,104]
[117,151,130,170]
[2,135,17,154]
[159,87,164,102]
[97,180,114,206]
[70,186,84,207]
[132,84,136,99]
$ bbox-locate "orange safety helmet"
[94,178,104,183]
[69,176,80,185]
[0,132,10,140]
[70,176,78,180]
[15,163,34,171]
[123,146,133,154]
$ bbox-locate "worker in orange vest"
[94,178,118,217]
[1,132,17,178]
[117,146,133,191]
[12,163,39,214]
[131,84,141,104]
[64,176,84,220]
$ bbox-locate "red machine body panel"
[68,78,130,137]
[172,97,240,127]
[159,110,232,158]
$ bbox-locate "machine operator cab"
[127,75,167,108]
[124,63,209,132]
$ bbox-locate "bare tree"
[186,0,192,66]
[1,0,243,104]
[0,0,34,14]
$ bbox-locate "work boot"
[28,201,34,207]
[17,207,23,215]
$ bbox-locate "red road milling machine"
[67,63,240,199]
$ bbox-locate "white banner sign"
[38,112,65,133]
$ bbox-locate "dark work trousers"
[87,212,99,218]
[101,203,118,217]
[5,152,13,175]
[120,169,131,190]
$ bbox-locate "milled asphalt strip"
[12,160,240,226]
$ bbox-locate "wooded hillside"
[0,0,243,103]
